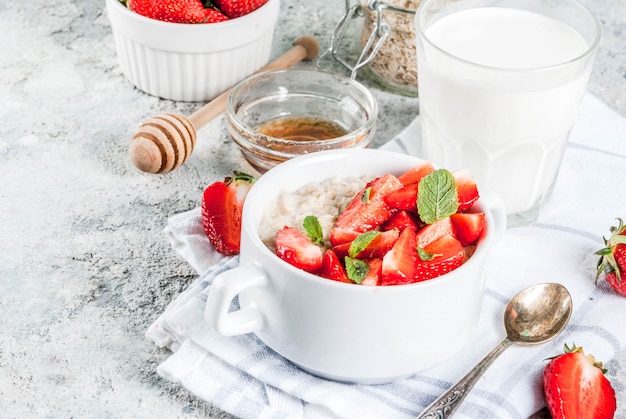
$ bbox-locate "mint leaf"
[361,187,372,204]
[303,215,324,246]
[345,257,369,284]
[417,247,441,261]
[417,169,458,224]
[348,231,380,258]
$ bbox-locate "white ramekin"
[105,0,281,102]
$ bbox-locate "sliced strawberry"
[330,242,351,260]
[330,174,403,246]
[213,0,268,18]
[275,226,323,274]
[414,234,465,282]
[356,229,400,259]
[363,229,400,258]
[543,344,617,419]
[319,249,351,283]
[384,183,419,212]
[382,210,422,233]
[450,212,486,246]
[415,216,455,248]
[397,161,435,186]
[381,228,419,286]
[201,171,255,255]
[332,229,399,260]
[361,258,382,286]
[452,169,479,212]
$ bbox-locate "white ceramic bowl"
[205,149,506,384]
[105,0,280,102]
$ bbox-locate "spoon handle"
[416,338,513,419]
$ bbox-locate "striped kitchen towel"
[146,92,626,418]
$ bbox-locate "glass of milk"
[414,0,600,227]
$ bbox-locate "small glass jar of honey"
[226,68,378,172]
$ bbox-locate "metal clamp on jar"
[317,0,418,97]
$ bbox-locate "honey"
[255,116,348,142]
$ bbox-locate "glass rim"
[414,0,602,74]
[226,68,379,149]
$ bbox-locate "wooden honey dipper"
[129,35,320,174]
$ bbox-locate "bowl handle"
[483,193,508,241]
[205,265,267,336]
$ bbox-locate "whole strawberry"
[543,343,616,419]
[128,0,228,24]
[201,171,255,255]
[595,218,626,296]
[212,0,268,18]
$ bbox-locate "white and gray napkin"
[147,92,626,419]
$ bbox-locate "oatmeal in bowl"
[258,176,368,252]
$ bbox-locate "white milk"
[417,7,593,218]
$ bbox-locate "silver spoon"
[416,282,573,419]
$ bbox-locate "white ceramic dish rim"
[106,0,281,52]
[244,148,504,291]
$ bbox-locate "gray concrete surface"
[1,0,624,417]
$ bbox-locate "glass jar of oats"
[359,0,419,96]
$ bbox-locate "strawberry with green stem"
[595,218,626,296]
[201,171,255,255]
[543,343,616,419]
